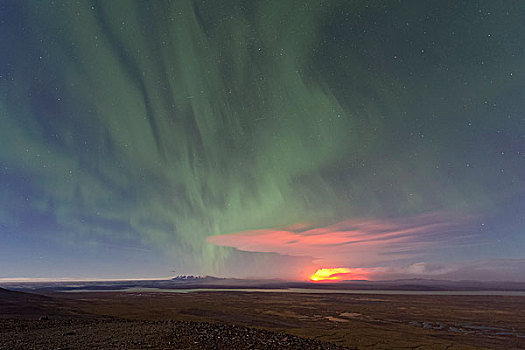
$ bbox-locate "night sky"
[1,0,525,281]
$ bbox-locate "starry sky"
[1,0,525,281]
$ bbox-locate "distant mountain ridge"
[3,277,525,293]
[171,275,222,281]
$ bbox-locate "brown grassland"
[1,289,525,349]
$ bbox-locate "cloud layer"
[208,213,477,271]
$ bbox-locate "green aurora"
[1,0,524,279]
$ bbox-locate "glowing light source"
[310,267,353,281]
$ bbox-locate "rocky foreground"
[0,318,351,350]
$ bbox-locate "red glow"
[206,213,470,279]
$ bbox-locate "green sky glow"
[1,0,525,279]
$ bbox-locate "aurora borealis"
[1,0,525,281]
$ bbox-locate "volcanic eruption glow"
[310,268,356,282]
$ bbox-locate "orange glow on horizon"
[310,267,367,282]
